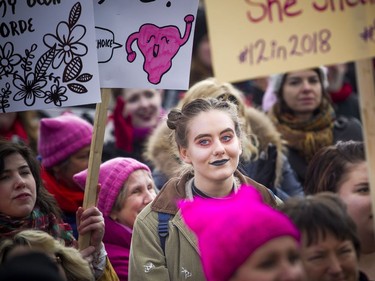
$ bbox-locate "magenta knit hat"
[73,157,151,216]
[180,185,300,281]
[38,113,93,168]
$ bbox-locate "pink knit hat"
[38,113,93,168]
[180,185,300,281]
[73,157,151,216]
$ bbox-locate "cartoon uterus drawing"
[126,14,194,84]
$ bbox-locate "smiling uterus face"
[138,25,182,83]
[126,15,194,84]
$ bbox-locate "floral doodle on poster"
[0,2,93,113]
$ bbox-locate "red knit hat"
[73,157,151,217]
[180,185,300,281]
[38,113,93,168]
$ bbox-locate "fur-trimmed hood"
[245,107,285,187]
[143,120,181,180]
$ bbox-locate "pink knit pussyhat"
[73,157,151,217]
[38,113,93,168]
[180,185,300,281]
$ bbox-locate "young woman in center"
[129,98,277,280]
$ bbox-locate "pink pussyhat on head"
[73,157,151,217]
[38,113,93,168]
[180,185,300,281]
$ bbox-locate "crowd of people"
[0,2,373,281]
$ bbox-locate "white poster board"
[94,0,199,90]
[0,1,101,113]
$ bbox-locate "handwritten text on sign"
[204,0,375,82]
[0,0,101,113]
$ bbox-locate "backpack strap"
[158,212,172,255]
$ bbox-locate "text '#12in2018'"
[239,29,331,65]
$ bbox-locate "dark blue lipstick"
[210,159,229,166]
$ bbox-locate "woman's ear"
[179,146,192,164]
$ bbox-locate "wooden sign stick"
[355,59,375,235]
[78,88,110,250]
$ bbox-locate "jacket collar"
[150,170,276,215]
[151,172,192,215]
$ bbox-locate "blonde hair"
[0,230,94,281]
[143,78,259,178]
[178,78,258,160]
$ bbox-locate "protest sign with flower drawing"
[0,1,100,113]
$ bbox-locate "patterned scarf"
[0,207,74,247]
[269,99,335,162]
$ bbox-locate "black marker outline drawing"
[0,2,94,112]
[125,14,194,85]
[96,26,123,63]
[0,42,21,77]
[43,5,88,69]
[139,0,172,8]
[12,43,49,106]
[0,0,16,17]
[0,82,11,113]
[44,78,68,107]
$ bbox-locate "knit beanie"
[180,185,300,281]
[38,113,93,168]
[273,66,328,95]
[73,157,151,217]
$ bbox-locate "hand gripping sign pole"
[78,89,110,250]
[355,59,375,236]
